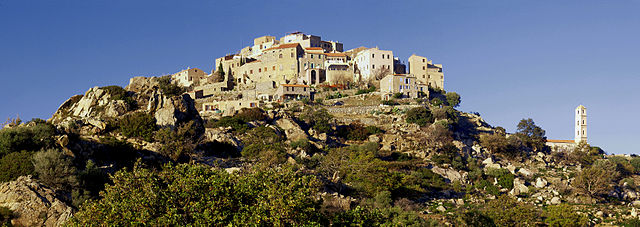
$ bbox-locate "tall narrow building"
[575,105,587,143]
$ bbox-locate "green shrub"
[241,126,286,165]
[0,206,12,226]
[299,108,333,134]
[381,100,398,106]
[117,112,156,141]
[365,125,383,135]
[392,93,403,99]
[291,139,314,154]
[483,195,541,226]
[101,85,136,109]
[154,121,199,162]
[157,76,185,97]
[0,123,56,158]
[71,163,323,226]
[544,204,588,227]
[0,150,35,182]
[236,108,267,122]
[405,107,433,127]
[337,122,370,141]
[207,116,249,133]
[485,168,515,190]
[630,157,640,173]
[459,209,494,226]
[355,86,376,95]
[32,149,77,191]
[332,206,384,226]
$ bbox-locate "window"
[258,68,261,73]
[577,130,579,135]
[372,64,375,69]
[583,120,585,124]
[422,66,425,70]
[422,59,425,63]
[311,54,314,59]
[279,54,283,58]
[273,66,276,70]
[583,130,585,135]
[250,70,253,74]
[264,67,267,72]
[291,52,294,58]
[372,54,375,58]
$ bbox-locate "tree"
[157,76,185,97]
[483,195,541,226]
[217,62,225,77]
[154,121,200,162]
[405,106,433,127]
[572,159,619,201]
[32,149,77,191]
[445,92,461,107]
[479,133,523,159]
[515,118,547,152]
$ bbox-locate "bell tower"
[575,105,587,143]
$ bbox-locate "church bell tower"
[575,105,587,143]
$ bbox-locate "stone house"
[274,84,313,101]
[354,47,394,83]
[171,68,206,87]
[408,54,444,89]
[380,74,428,100]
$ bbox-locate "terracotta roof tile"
[265,43,300,51]
[282,84,310,87]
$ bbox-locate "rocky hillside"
[0,77,639,226]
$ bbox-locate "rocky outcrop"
[204,127,241,149]
[147,89,200,128]
[50,86,130,132]
[275,117,308,141]
[0,176,73,227]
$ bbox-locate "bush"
[0,123,56,158]
[154,121,199,162]
[544,204,588,227]
[355,86,377,95]
[483,195,541,226]
[207,116,250,133]
[71,163,323,226]
[299,108,333,134]
[236,108,267,122]
[32,149,77,191]
[118,112,156,141]
[479,133,523,159]
[0,206,12,226]
[332,206,384,226]
[157,76,185,97]
[405,107,433,127]
[101,85,136,109]
[337,122,370,141]
[241,126,286,165]
[291,139,314,154]
[0,150,35,182]
[485,168,515,190]
[392,93,403,99]
[381,100,398,106]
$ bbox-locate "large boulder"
[51,87,129,122]
[147,89,200,128]
[203,127,241,149]
[275,117,307,141]
[509,178,529,196]
[0,176,73,226]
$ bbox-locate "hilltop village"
[155,32,444,114]
[5,32,640,226]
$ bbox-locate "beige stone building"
[274,84,312,101]
[201,100,260,115]
[171,68,206,87]
[354,47,394,83]
[379,74,428,100]
[408,54,444,89]
[236,43,304,86]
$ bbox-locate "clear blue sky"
[1,0,638,154]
